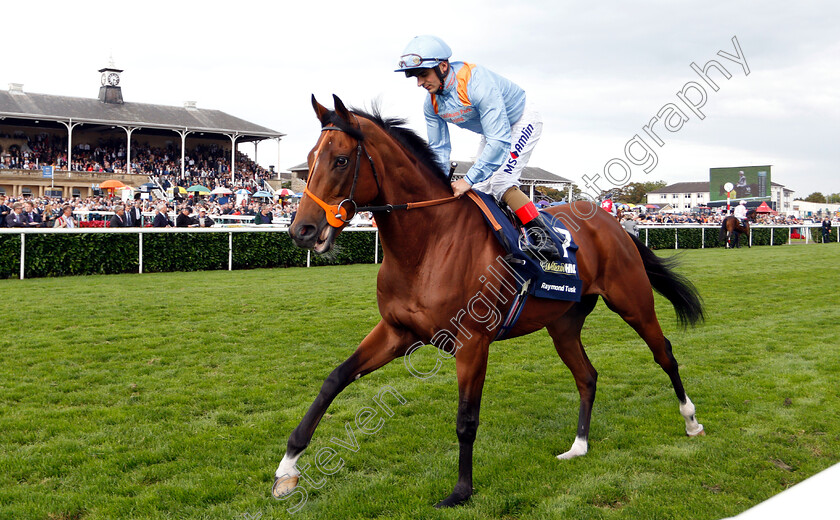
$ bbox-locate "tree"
[619,181,668,204]
[535,184,582,202]
[803,192,826,203]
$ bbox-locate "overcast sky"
[4,0,838,196]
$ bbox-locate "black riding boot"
[522,215,565,262]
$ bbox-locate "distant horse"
[719,209,757,248]
[274,95,706,508]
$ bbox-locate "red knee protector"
[514,202,539,225]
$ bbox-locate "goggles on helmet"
[398,54,441,69]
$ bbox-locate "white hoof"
[687,423,705,437]
[556,437,588,460]
[272,474,300,498]
[680,397,704,436]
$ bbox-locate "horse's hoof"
[687,426,706,437]
[434,487,472,508]
[271,474,300,499]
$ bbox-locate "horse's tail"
[629,234,705,328]
[719,219,728,243]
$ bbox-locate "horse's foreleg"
[272,320,415,498]
[435,342,490,508]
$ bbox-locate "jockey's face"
[415,69,440,93]
[414,62,448,93]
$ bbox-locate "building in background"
[646,181,795,213]
[0,60,284,198]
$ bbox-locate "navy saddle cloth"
[473,191,582,302]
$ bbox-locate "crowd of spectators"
[2,190,832,230]
[0,193,302,228]
[625,212,821,226]
[2,133,835,230]
[0,131,273,189]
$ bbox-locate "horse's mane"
[324,104,450,187]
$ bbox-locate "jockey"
[734,199,748,225]
[395,35,563,262]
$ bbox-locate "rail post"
[20,233,25,280]
[228,232,233,271]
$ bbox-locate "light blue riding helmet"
[395,35,452,74]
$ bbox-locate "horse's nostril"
[298,225,316,240]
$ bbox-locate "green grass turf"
[1,244,838,519]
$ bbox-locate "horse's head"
[289,95,380,253]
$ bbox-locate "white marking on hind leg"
[275,451,302,479]
[680,396,704,436]
[557,436,588,460]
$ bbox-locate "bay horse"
[719,209,757,248]
[274,95,705,508]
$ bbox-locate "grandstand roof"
[0,88,284,141]
[648,182,710,194]
[288,160,572,186]
[449,161,572,186]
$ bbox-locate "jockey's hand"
[451,178,471,198]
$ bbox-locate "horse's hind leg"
[601,288,705,437]
[546,295,600,459]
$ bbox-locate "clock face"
[107,73,120,86]
[101,73,107,86]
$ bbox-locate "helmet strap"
[433,62,448,94]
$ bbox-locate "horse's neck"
[375,171,459,256]
[366,136,472,263]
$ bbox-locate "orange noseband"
[303,185,350,228]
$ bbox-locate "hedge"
[0,230,381,279]
[1,226,832,279]
[644,226,808,250]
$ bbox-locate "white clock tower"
[98,57,124,104]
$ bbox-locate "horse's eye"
[335,156,349,168]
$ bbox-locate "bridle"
[303,120,458,229]
[302,124,379,227]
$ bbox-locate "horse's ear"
[312,95,330,125]
[332,94,352,124]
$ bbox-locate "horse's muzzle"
[289,220,317,248]
[289,220,336,253]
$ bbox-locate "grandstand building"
[0,60,284,198]
[647,181,795,213]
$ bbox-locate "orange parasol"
[100,179,126,189]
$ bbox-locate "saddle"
[468,191,582,303]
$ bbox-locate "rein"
[304,123,458,228]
